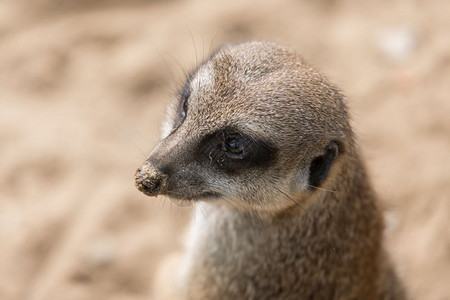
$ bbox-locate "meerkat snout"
[134,161,167,196]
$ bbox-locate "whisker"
[131,141,147,159]
[275,186,337,253]
[160,50,190,80]
[155,51,182,94]
[274,186,313,220]
[307,185,337,193]
[208,27,224,55]
[200,31,205,62]
[197,202,209,221]
[221,194,247,210]
[250,208,267,235]
[186,27,198,69]
[161,197,166,211]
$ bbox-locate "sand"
[1,0,449,299]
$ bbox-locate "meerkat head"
[135,42,353,212]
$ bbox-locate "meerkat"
[135,41,406,299]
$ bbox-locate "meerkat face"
[135,42,352,211]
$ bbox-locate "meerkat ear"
[308,141,339,189]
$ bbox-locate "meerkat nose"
[134,161,167,197]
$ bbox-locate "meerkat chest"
[181,205,343,299]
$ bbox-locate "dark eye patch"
[198,128,277,174]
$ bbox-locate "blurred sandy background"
[1,0,449,299]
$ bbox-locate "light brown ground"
[1,1,449,299]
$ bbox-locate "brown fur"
[135,42,406,299]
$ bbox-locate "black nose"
[134,161,167,197]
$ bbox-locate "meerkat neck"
[182,156,386,299]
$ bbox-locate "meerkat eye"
[178,84,190,120]
[173,82,191,130]
[224,136,246,156]
[197,128,277,174]
[198,129,277,173]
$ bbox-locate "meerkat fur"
[135,41,406,300]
